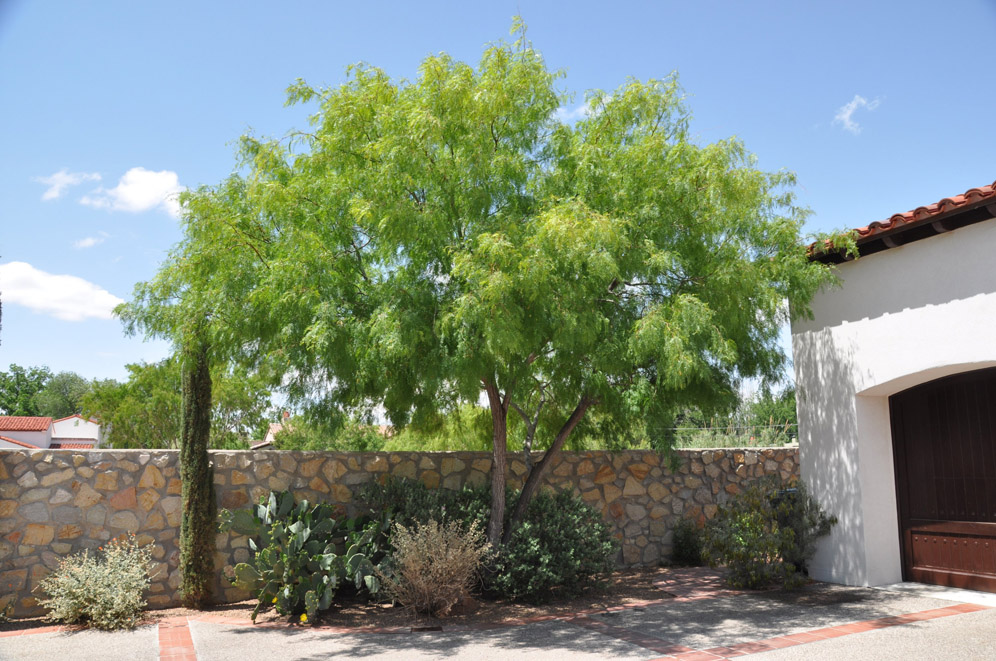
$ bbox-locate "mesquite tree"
[178,328,214,607]
[119,20,844,548]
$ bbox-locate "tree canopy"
[81,357,271,449]
[0,364,54,416]
[120,21,841,544]
[33,371,90,418]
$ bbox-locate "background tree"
[120,21,846,547]
[0,364,52,416]
[32,371,90,418]
[82,357,271,449]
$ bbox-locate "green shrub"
[219,491,384,623]
[670,517,703,566]
[361,479,615,603]
[37,534,152,630]
[701,477,836,589]
[359,477,490,531]
[489,490,616,603]
[379,519,490,617]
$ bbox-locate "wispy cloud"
[0,261,124,321]
[34,169,101,201]
[72,232,110,250]
[833,95,881,134]
[80,167,185,218]
[555,100,594,123]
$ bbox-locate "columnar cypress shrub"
[179,331,215,607]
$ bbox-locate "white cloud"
[556,97,608,123]
[0,261,124,321]
[833,95,881,134]
[80,167,185,218]
[72,232,108,250]
[33,169,101,201]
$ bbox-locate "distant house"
[252,412,292,449]
[0,414,103,450]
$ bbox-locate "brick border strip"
[0,624,64,638]
[158,617,197,661]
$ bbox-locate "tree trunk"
[503,397,593,545]
[484,380,508,548]
[179,332,214,608]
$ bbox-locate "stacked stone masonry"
[0,447,798,616]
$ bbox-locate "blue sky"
[1,1,994,383]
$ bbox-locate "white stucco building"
[0,414,103,450]
[792,181,996,593]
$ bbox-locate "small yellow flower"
[272,597,278,604]
[300,614,308,623]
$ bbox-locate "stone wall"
[0,447,798,616]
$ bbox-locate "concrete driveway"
[2,570,993,660]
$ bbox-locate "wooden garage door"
[890,367,996,592]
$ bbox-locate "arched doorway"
[890,367,996,591]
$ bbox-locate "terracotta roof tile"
[0,435,40,449]
[0,416,52,432]
[811,180,996,260]
[855,181,996,240]
[49,441,95,449]
[53,414,98,424]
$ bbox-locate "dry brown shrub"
[379,519,490,617]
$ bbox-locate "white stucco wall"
[52,416,101,443]
[0,429,51,448]
[792,218,996,587]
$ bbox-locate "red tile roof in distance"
[0,435,40,448]
[855,181,996,240]
[0,416,52,431]
[53,414,99,424]
[49,441,95,449]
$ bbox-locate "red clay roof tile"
[0,416,52,432]
[811,180,996,260]
[53,414,98,424]
[855,181,996,240]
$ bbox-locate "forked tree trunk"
[503,397,594,545]
[483,380,509,548]
[179,332,215,608]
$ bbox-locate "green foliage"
[362,479,613,602]
[669,386,797,449]
[383,404,494,452]
[359,477,491,531]
[670,517,704,566]
[81,356,271,449]
[219,491,383,623]
[272,417,387,451]
[489,490,616,602]
[379,519,490,617]
[119,19,844,546]
[37,535,152,630]
[701,477,836,589]
[0,364,52,416]
[31,371,90,418]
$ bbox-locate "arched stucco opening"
[842,363,996,586]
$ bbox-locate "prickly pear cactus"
[219,490,384,623]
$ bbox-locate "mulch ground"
[1,566,683,632]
